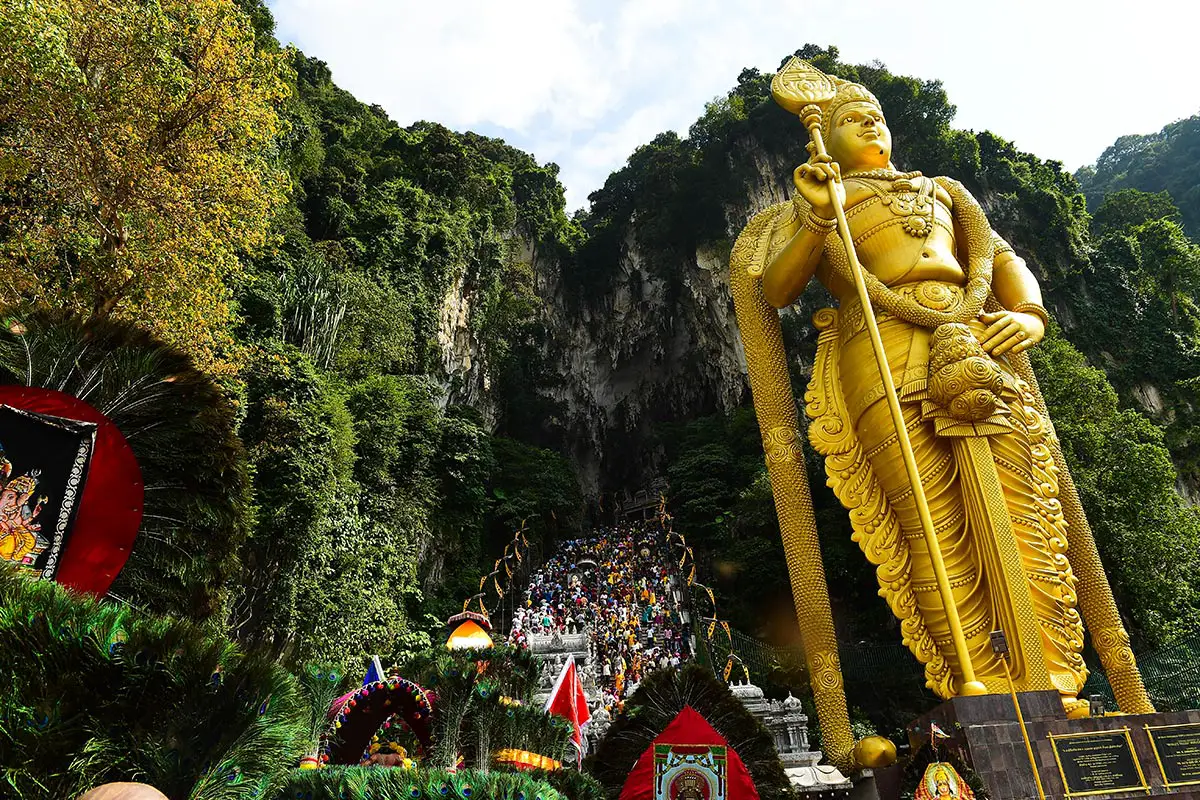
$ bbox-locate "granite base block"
[877,691,1200,800]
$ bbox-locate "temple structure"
[730,679,852,795]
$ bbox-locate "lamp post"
[990,630,1046,800]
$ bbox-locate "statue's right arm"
[762,156,842,308]
[762,223,827,308]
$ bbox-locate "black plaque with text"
[1052,730,1145,796]
[1148,723,1200,787]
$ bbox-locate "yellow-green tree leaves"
[0,0,290,372]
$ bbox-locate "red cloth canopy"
[0,386,141,595]
[618,706,759,800]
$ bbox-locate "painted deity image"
[0,405,97,579]
[654,745,727,800]
[914,762,975,800]
[0,455,48,566]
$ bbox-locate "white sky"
[268,0,1200,211]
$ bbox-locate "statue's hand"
[978,310,1044,356]
[793,153,844,219]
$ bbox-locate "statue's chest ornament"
[865,176,937,237]
[820,172,994,330]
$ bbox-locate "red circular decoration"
[0,386,143,596]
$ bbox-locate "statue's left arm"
[939,174,1050,357]
[982,241,1050,356]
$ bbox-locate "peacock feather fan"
[426,770,454,800]
[0,312,249,622]
[449,769,475,800]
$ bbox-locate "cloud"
[270,0,609,132]
[270,0,1200,210]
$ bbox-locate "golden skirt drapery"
[806,290,1088,705]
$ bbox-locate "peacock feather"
[0,313,249,622]
[449,769,475,800]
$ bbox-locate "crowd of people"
[509,522,692,713]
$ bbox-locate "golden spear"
[771,57,987,697]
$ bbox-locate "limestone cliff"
[431,138,816,497]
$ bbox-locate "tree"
[232,342,359,657]
[1031,331,1200,643]
[487,437,581,546]
[0,0,290,372]
[1092,188,1183,233]
[1077,116,1200,238]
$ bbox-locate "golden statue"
[729,58,1154,769]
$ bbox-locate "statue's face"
[827,102,891,170]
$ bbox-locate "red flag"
[544,656,591,766]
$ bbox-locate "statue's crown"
[770,57,882,141]
[7,473,38,496]
[822,78,882,140]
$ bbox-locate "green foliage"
[233,342,359,655]
[1058,189,1200,485]
[1030,330,1200,642]
[244,52,576,392]
[1091,188,1183,232]
[661,409,789,633]
[232,343,435,672]
[274,767,567,800]
[228,43,584,628]
[526,769,606,800]
[586,664,791,800]
[660,408,887,640]
[0,0,291,372]
[488,437,582,545]
[0,0,583,680]
[1077,115,1200,238]
[0,567,308,799]
[0,313,250,621]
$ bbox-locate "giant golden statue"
[729,59,1155,769]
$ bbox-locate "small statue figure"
[588,704,611,741]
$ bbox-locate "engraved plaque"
[1050,730,1146,797]
[1147,723,1200,788]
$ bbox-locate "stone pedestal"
[878,691,1200,799]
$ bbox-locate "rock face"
[437,272,495,425]
[431,142,816,497]
[433,131,1196,502]
[532,237,751,496]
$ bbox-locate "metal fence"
[488,541,544,639]
[705,626,1200,715]
[1082,633,1200,713]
